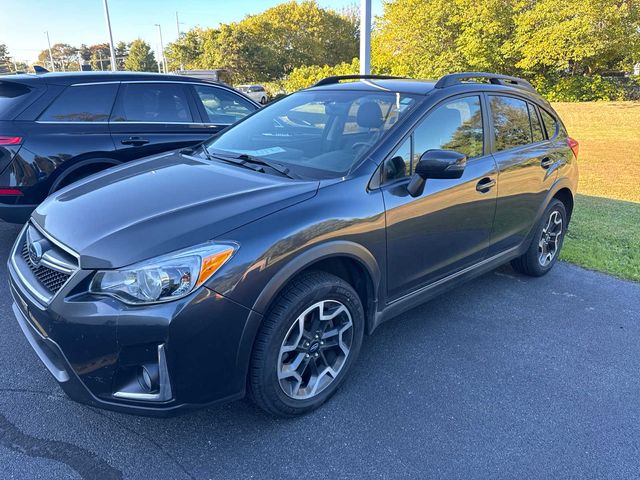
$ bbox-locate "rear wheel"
[249,271,364,416]
[511,198,567,276]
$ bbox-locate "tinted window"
[193,85,255,124]
[414,96,484,160]
[528,103,545,142]
[383,136,412,182]
[112,83,192,122]
[40,84,117,122]
[539,108,558,139]
[490,96,532,151]
[0,81,32,119]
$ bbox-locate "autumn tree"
[37,43,80,71]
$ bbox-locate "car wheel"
[511,198,567,277]
[260,96,267,105]
[249,271,364,417]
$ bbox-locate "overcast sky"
[0,0,384,63]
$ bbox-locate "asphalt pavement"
[0,219,639,480]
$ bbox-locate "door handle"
[541,157,554,169]
[121,136,149,146]
[476,177,496,193]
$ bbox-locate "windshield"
[205,90,420,178]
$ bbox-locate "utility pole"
[45,31,56,72]
[359,0,372,75]
[155,24,167,73]
[102,0,117,71]
[97,52,105,71]
[176,12,181,37]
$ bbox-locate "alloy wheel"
[538,210,563,267]
[277,300,353,400]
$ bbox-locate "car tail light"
[0,136,22,145]
[0,188,22,196]
[567,137,579,158]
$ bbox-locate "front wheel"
[511,198,568,276]
[249,271,364,417]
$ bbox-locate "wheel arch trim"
[49,157,121,193]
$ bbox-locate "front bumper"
[8,258,261,416]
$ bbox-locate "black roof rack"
[434,72,535,92]
[312,74,405,87]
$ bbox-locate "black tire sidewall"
[527,199,567,275]
[254,274,364,415]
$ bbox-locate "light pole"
[102,0,117,71]
[176,12,182,37]
[45,31,55,72]
[359,0,372,75]
[155,24,168,73]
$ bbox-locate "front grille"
[21,242,71,294]
[11,222,79,303]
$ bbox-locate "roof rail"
[434,72,535,92]
[313,74,405,87]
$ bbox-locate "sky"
[0,0,384,64]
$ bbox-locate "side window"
[383,136,412,183]
[528,103,545,142]
[40,84,117,122]
[539,108,558,139]
[193,85,256,124]
[111,83,193,122]
[413,96,484,161]
[490,95,532,151]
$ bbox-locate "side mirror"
[407,149,467,197]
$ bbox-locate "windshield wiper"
[216,151,295,179]
[199,145,263,174]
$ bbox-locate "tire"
[511,198,568,277]
[249,271,364,417]
[260,96,267,105]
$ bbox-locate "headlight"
[89,242,238,305]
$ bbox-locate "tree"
[372,0,517,77]
[124,39,158,72]
[88,43,111,71]
[0,44,12,73]
[37,43,80,71]
[510,0,640,76]
[164,0,358,82]
[115,41,129,70]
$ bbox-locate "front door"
[382,95,498,301]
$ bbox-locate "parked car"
[0,71,259,223]
[8,72,578,417]
[237,84,268,104]
[174,69,233,85]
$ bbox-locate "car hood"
[33,151,319,269]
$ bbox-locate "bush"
[532,75,636,102]
[282,58,359,93]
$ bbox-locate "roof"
[3,71,223,86]
[308,78,437,95]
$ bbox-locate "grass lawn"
[550,102,640,281]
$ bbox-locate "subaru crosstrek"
[8,73,578,416]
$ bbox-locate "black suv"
[8,73,578,417]
[0,71,259,222]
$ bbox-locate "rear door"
[109,82,210,161]
[486,94,559,255]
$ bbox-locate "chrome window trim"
[35,120,230,126]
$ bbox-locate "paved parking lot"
[0,219,639,479]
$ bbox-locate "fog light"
[113,344,172,402]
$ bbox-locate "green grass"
[549,102,640,281]
[560,195,640,282]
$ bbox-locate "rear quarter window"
[0,81,33,120]
[40,84,118,122]
[539,108,559,139]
